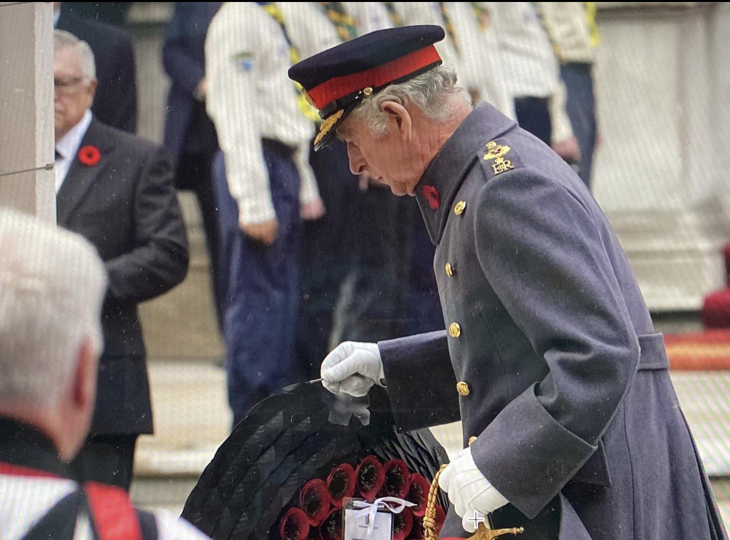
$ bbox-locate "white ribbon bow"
[350,497,416,538]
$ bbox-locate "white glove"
[320,342,385,397]
[439,447,509,533]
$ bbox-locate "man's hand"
[321,342,384,397]
[552,136,581,164]
[301,198,325,221]
[242,219,278,245]
[194,78,207,101]
[439,448,509,533]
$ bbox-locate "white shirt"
[536,2,595,64]
[205,3,320,227]
[55,110,93,194]
[449,2,515,119]
[344,2,395,34]
[492,2,573,142]
[392,2,463,78]
[0,473,211,540]
[278,3,343,61]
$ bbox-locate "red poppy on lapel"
[78,145,101,166]
[421,185,440,210]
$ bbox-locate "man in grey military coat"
[289,26,727,539]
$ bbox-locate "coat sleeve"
[205,8,275,226]
[378,330,460,433]
[110,32,138,134]
[470,170,639,519]
[104,146,189,304]
[162,4,206,95]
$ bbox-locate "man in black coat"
[53,30,189,490]
[55,2,138,133]
[162,2,224,330]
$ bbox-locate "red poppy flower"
[318,508,343,540]
[408,517,424,540]
[380,459,411,499]
[421,185,440,210]
[406,474,431,517]
[299,479,332,526]
[356,455,385,502]
[326,463,356,509]
[393,508,414,540]
[280,508,311,540]
[78,145,101,166]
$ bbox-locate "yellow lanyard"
[318,2,358,41]
[438,2,461,58]
[585,2,600,48]
[259,2,321,122]
[381,2,403,28]
[470,3,490,32]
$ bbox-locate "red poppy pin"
[422,185,440,210]
[78,145,101,166]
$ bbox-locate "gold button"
[457,382,471,396]
[468,436,478,446]
[454,201,467,216]
[449,322,461,338]
[445,263,455,277]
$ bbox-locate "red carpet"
[665,330,730,371]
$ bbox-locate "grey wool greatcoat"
[378,104,727,540]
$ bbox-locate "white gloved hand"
[320,342,384,397]
[439,447,509,533]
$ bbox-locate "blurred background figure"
[205,2,324,425]
[54,2,138,133]
[279,2,360,382]
[448,2,515,118]
[537,1,600,189]
[162,2,224,332]
[491,2,581,165]
[53,30,189,491]
[0,209,210,540]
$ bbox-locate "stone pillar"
[594,3,730,311]
[0,2,54,222]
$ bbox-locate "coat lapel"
[56,119,115,226]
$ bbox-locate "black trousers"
[514,96,552,146]
[70,434,138,491]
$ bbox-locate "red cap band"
[308,45,442,110]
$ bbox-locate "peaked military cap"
[289,25,445,151]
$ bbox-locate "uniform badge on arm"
[233,52,254,72]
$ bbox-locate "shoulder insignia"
[483,141,515,176]
[478,139,522,181]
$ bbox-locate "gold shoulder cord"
[424,465,523,540]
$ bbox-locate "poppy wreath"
[180,384,450,540]
[78,145,101,166]
[277,456,446,540]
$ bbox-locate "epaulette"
[477,139,523,182]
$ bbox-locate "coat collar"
[0,416,69,479]
[56,119,116,226]
[414,103,517,245]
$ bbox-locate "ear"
[380,101,412,140]
[86,78,98,105]
[71,336,99,412]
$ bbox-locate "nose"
[346,142,367,176]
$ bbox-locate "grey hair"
[348,65,472,138]
[54,29,96,81]
[0,209,107,409]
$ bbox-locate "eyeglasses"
[54,77,85,96]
